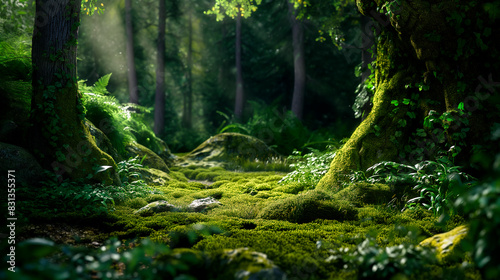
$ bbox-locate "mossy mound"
[179,133,281,168]
[333,182,394,207]
[258,190,358,223]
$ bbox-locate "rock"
[419,225,468,262]
[188,197,221,212]
[86,120,122,162]
[126,142,170,173]
[179,133,281,168]
[0,142,45,187]
[218,248,287,280]
[134,200,178,216]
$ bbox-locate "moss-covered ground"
[24,164,476,279]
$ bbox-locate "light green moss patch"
[97,165,471,279]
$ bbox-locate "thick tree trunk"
[317,0,500,191]
[182,11,193,129]
[234,8,245,120]
[125,0,139,104]
[31,0,119,184]
[154,0,166,137]
[288,3,306,121]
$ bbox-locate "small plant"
[279,145,338,188]
[110,156,163,204]
[350,158,476,216]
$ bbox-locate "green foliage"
[456,149,500,279]
[279,145,338,187]
[80,75,166,155]
[18,171,115,218]
[349,159,476,216]
[325,236,438,279]
[206,0,262,21]
[5,237,206,280]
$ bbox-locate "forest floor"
[19,163,474,279]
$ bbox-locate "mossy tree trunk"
[318,0,500,191]
[31,0,119,184]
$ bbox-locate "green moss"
[124,197,148,209]
[333,182,394,206]
[258,190,358,223]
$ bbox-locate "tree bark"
[288,2,306,121]
[154,0,166,137]
[234,7,245,120]
[31,0,119,184]
[125,0,139,104]
[317,0,500,191]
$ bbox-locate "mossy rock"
[258,190,358,223]
[419,225,468,263]
[0,142,45,187]
[188,197,221,212]
[333,182,394,206]
[134,200,179,216]
[126,142,170,173]
[179,133,281,168]
[86,120,122,162]
[136,167,172,186]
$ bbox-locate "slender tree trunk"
[288,3,306,121]
[31,0,118,184]
[154,0,166,137]
[182,11,193,128]
[234,7,245,120]
[125,0,139,104]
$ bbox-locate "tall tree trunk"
[31,0,119,184]
[182,11,193,129]
[125,0,139,104]
[154,0,166,137]
[288,2,306,121]
[234,7,245,120]
[317,0,500,190]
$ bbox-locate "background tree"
[154,0,166,136]
[30,0,119,184]
[288,1,306,120]
[125,0,139,104]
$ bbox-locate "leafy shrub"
[325,237,438,279]
[279,146,338,187]
[349,158,476,216]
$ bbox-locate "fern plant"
[79,74,165,156]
